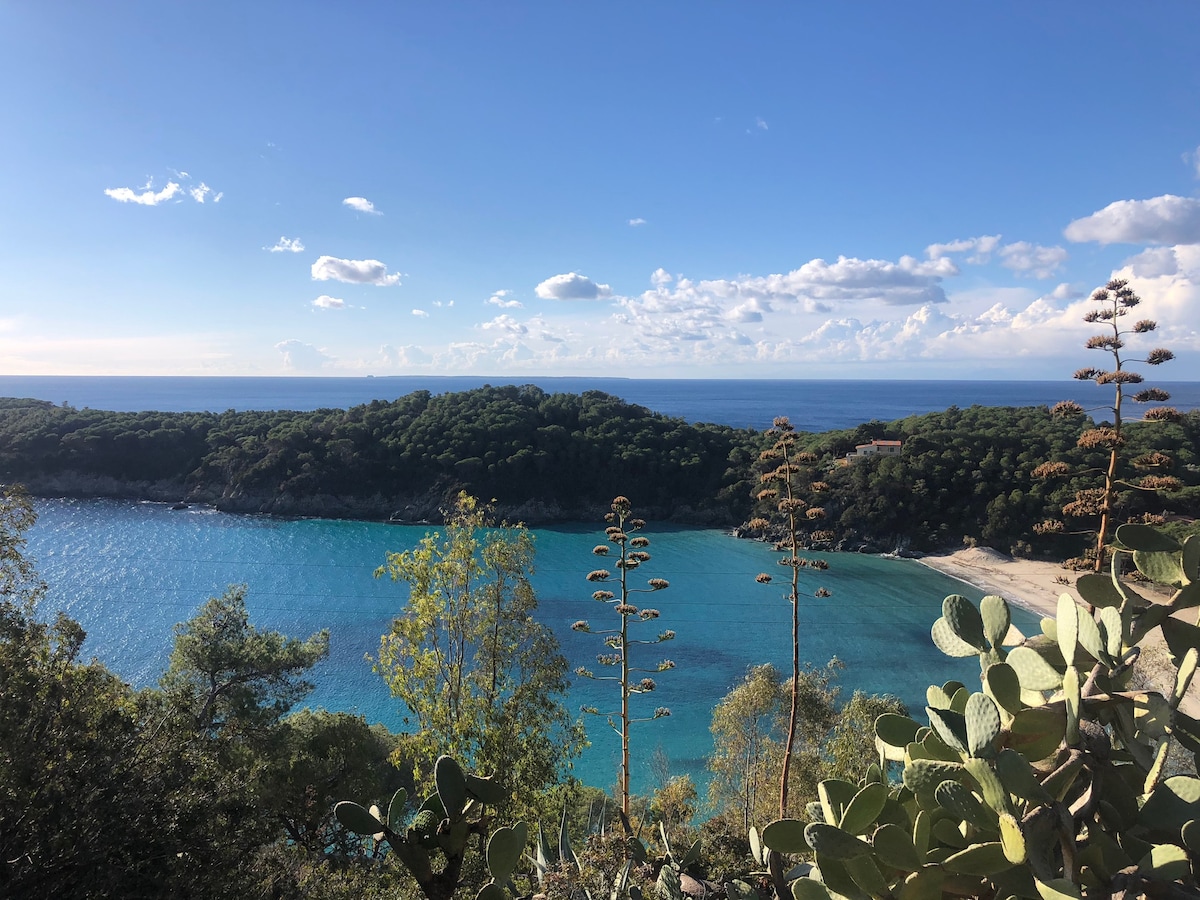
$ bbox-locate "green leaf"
[334,800,385,836]
[486,822,528,884]
[943,595,987,650]
[931,617,981,658]
[1056,595,1078,663]
[386,788,408,831]
[1035,878,1083,900]
[1183,534,1200,583]
[465,773,505,807]
[1075,572,1125,609]
[871,823,920,872]
[941,842,1010,876]
[1139,776,1200,834]
[791,879,833,900]
[804,822,873,860]
[898,866,944,900]
[875,713,922,748]
[998,813,1025,864]
[1137,843,1190,881]
[982,663,1022,716]
[934,780,996,832]
[963,758,1011,816]
[679,837,702,870]
[980,595,1010,649]
[818,779,860,827]
[839,783,888,835]
[965,693,1000,758]
[926,707,968,755]
[1063,665,1080,746]
[762,818,809,854]
[994,748,1050,803]
[435,755,468,818]
[902,759,962,796]
[1134,550,1186,586]
[1006,646,1063,691]
[1008,706,1066,762]
[1116,523,1180,552]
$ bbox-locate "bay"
[27,497,1038,794]
[3,374,1199,432]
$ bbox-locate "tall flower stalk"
[750,418,830,819]
[573,496,674,819]
[1035,279,1180,572]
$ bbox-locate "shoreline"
[914,547,1068,622]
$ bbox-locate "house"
[846,439,902,463]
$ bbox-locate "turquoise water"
[27,498,1039,793]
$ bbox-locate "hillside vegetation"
[1,388,1197,554]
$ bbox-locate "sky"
[3,3,1200,380]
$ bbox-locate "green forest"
[2,385,1198,559]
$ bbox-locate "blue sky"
[3,3,1200,379]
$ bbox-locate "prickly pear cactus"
[754,524,1200,900]
[335,754,527,900]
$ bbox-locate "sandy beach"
[917,547,1069,624]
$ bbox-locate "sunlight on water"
[28,498,1039,794]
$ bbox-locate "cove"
[26,498,1039,794]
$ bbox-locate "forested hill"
[0,387,760,523]
[767,404,1200,556]
[2,389,1198,549]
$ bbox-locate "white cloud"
[412,309,429,318]
[275,339,334,370]
[1064,194,1200,245]
[189,182,214,203]
[650,268,673,286]
[481,314,529,336]
[105,171,221,206]
[487,289,523,309]
[629,217,647,227]
[266,236,305,253]
[378,344,431,367]
[1123,247,1179,279]
[925,235,1002,264]
[535,272,613,301]
[343,196,382,215]
[104,181,182,206]
[311,255,401,286]
[311,295,346,309]
[755,117,768,130]
[997,241,1068,278]
[694,255,956,308]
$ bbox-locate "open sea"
[8,376,1197,794]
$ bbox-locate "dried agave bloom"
[575,497,673,818]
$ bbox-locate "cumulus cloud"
[487,289,523,309]
[275,339,334,370]
[343,196,381,214]
[379,344,431,367]
[481,314,528,336]
[694,255,956,308]
[535,272,613,301]
[1064,194,1200,245]
[997,241,1068,278]
[755,117,768,130]
[266,236,305,253]
[650,268,673,286]
[311,295,346,309]
[412,309,429,318]
[311,256,401,286]
[628,217,647,227]
[104,181,182,206]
